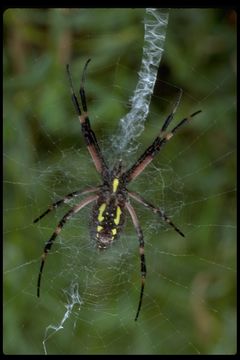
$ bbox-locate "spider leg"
[79,58,91,113]
[161,88,182,132]
[37,194,98,297]
[123,109,201,183]
[129,191,184,237]
[33,187,99,223]
[66,61,108,175]
[126,202,146,321]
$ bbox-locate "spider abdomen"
[91,196,125,249]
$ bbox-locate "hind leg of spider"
[37,194,98,297]
[126,202,146,321]
[129,191,185,237]
[33,187,99,223]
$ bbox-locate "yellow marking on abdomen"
[97,225,103,232]
[113,178,119,193]
[98,203,106,222]
[111,228,117,236]
[114,206,122,225]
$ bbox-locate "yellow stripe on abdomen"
[114,206,122,225]
[98,203,106,222]
[111,228,117,236]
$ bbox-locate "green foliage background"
[3,8,236,355]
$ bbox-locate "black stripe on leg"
[79,58,91,112]
[33,208,52,223]
[135,243,146,321]
[135,277,145,322]
[171,110,202,134]
[163,215,185,237]
[161,113,174,132]
[71,94,81,116]
[140,252,146,275]
[81,121,96,146]
[80,117,102,154]
[37,253,47,297]
[80,88,87,113]
[81,119,106,170]
[66,64,82,116]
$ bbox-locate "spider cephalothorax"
[34,59,201,321]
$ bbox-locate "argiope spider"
[34,59,201,321]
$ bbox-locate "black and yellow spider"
[34,59,201,321]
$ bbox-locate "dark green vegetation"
[3,9,236,355]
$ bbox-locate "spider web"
[3,8,236,355]
[112,8,169,156]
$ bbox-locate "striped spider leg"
[66,59,108,176]
[123,107,201,183]
[125,201,146,321]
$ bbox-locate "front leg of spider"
[123,107,201,183]
[66,60,108,175]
